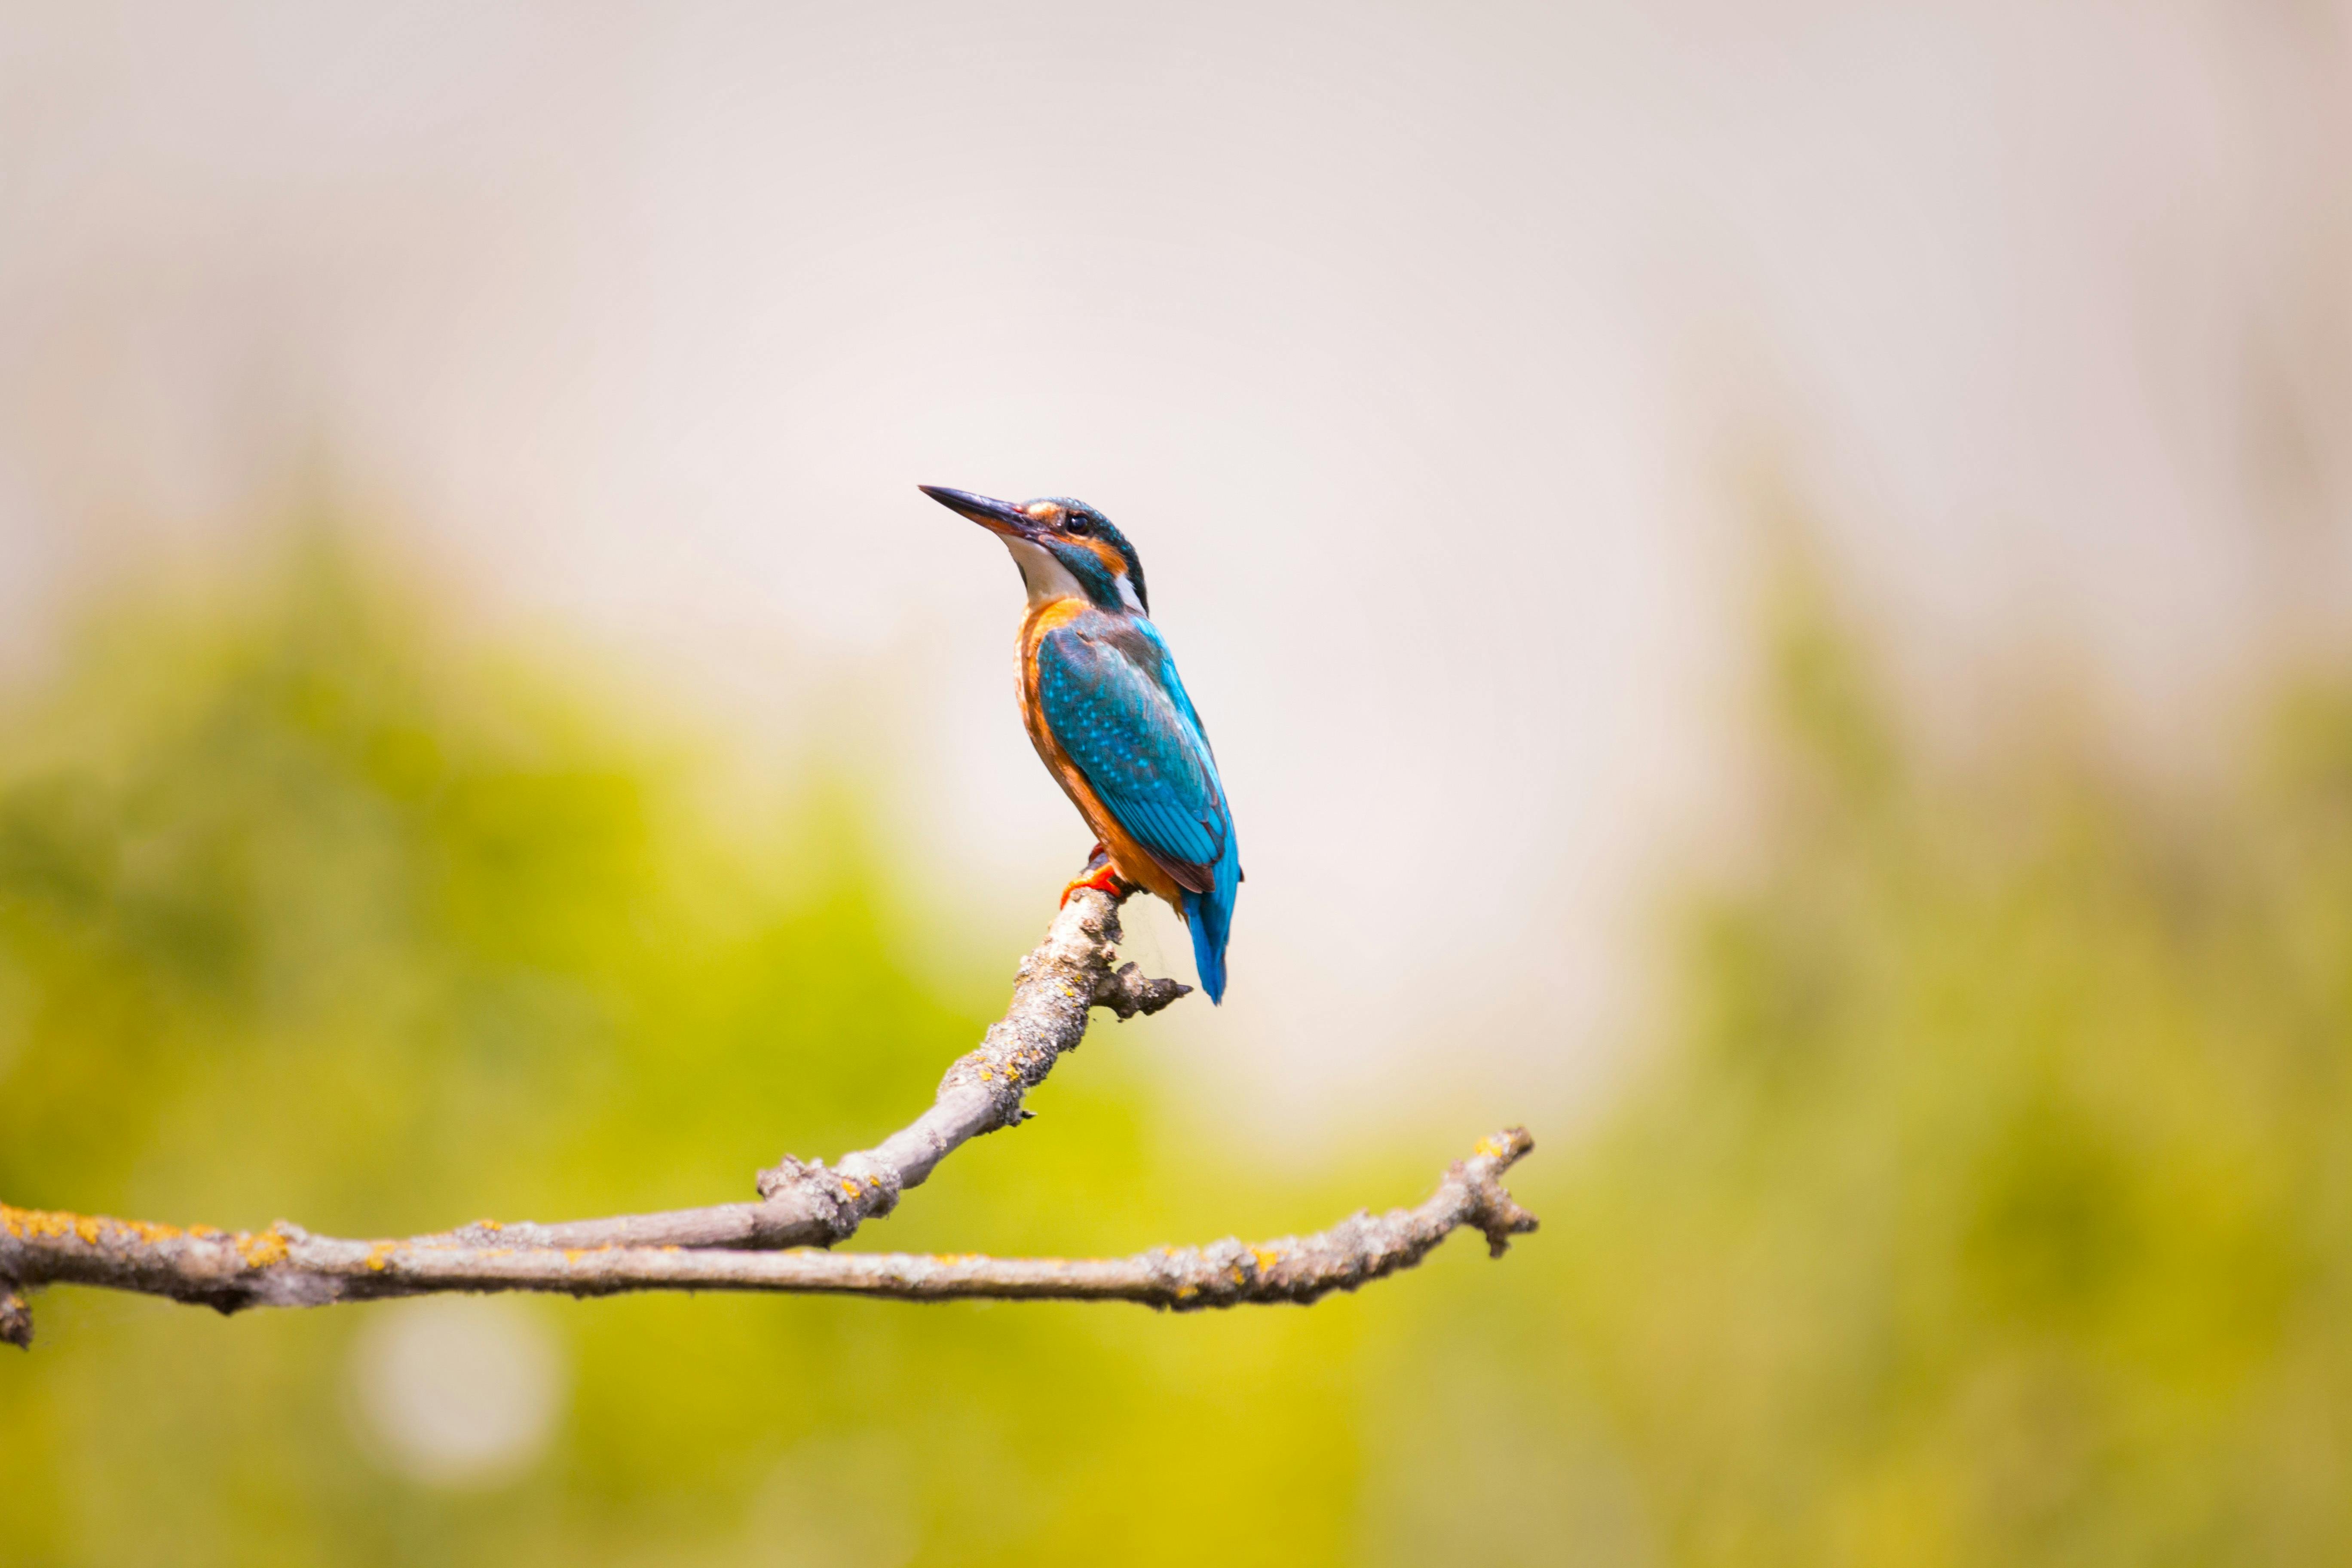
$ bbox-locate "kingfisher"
[922,484,1240,1003]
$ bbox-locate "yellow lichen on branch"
[0,888,1537,1340]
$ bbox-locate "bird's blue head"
[922,486,1151,616]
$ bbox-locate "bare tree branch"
[0,887,1538,1348]
[0,1132,1534,1333]
[440,886,1184,1253]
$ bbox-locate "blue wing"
[1036,619,1227,879]
[1036,618,1240,1001]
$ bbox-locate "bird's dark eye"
[1064,514,1093,537]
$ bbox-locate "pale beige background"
[3,1,2348,1144]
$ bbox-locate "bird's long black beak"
[920,484,1036,539]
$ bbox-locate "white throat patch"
[1004,538,1087,607]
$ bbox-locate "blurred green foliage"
[6,544,2352,1565]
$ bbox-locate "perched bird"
[923,485,1241,1002]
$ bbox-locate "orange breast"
[1016,597,1184,908]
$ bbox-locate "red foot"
[1060,846,1136,906]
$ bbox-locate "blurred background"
[5,1,2352,1562]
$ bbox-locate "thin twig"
[0,1282,29,1348]
[0,1131,1535,1326]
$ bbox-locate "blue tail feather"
[1180,840,1240,1004]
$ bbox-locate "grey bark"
[0,1131,1534,1320]
[0,888,1535,1347]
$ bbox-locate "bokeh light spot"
[349,1296,568,1488]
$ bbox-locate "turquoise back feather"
[1035,612,1238,1001]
